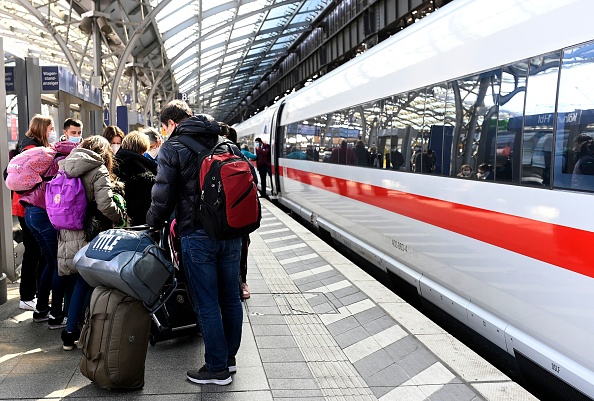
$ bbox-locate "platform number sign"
[178,93,189,103]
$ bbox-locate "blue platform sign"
[5,66,14,93]
[41,66,59,91]
[103,107,110,126]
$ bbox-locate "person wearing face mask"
[102,125,125,154]
[62,118,83,143]
[142,127,162,164]
[456,164,476,179]
[18,115,79,329]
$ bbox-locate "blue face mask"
[68,136,82,143]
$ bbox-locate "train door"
[270,101,286,196]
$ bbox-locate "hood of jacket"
[18,136,42,152]
[60,148,104,178]
[53,140,78,156]
[171,115,221,148]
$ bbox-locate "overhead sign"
[41,66,102,107]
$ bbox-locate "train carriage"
[235,0,594,398]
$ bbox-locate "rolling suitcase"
[79,286,152,390]
[149,220,199,345]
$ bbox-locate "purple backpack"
[45,170,87,230]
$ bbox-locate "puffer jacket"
[19,140,78,209]
[56,148,125,276]
[146,115,221,236]
[114,148,157,226]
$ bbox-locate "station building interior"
[0,0,447,294]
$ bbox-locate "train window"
[554,41,594,192]
[425,82,449,176]
[390,89,427,172]
[497,61,528,184]
[521,52,561,187]
[450,69,501,180]
[282,117,323,161]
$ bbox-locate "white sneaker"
[19,299,37,311]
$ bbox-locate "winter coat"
[329,144,356,165]
[146,115,223,236]
[114,148,157,226]
[56,148,125,276]
[19,141,78,209]
[10,137,42,217]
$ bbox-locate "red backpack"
[178,136,261,240]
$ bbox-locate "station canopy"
[0,0,332,122]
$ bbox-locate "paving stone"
[326,315,361,337]
[255,335,299,349]
[263,362,313,379]
[363,314,397,336]
[384,335,421,362]
[338,291,368,307]
[397,346,438,378]
[430,382,485,401]
[353,348,394,379]
[353,306,386,325]
[334,325,370,349]
[259,347,305,363]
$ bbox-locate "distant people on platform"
[354,140,369,167]
[391,147,404,170]
[114,132,157,226]
[286,146,307,160]
[240,144,257,160]
[255,137,274,197]
[563,133,592,174]
[477,163,494,180]
[305,145,319,161]
[571,139,594,189]
[457,164,475,178]
[142,127,162,164]
[102,125,125,154]
[369,146,382,168]
[60,118,83,143]
[329,140,356,165]
[58,135,127,350]
[414,149,436,173]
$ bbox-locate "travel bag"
[74,228,175,310]
[79,286,152,390]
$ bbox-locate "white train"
[235,0,594,398]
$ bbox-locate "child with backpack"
[14,115,78,329]
[57,135,127,350]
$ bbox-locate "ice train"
[235,0,594,398]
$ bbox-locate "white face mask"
[111,144,121,154]
[48,130,58,144]
[68,136,82,143]
[147,147,159,159]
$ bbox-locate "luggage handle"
[146,277,178,314]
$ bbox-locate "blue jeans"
[25,206,71,317]
[181,229,242,372]
[66,274,92,333]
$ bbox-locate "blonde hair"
[121,132,150,154]
[80,135,115,180]
[25,114,53,147]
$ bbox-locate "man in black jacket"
[146,100,241,386]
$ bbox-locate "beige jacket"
[56,148,125,276]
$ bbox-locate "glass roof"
[1,0,331,124]
[153,0,332,120]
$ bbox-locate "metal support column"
[90,1,104,135]
[0,38,14,303]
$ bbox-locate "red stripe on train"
[280,166,594,279]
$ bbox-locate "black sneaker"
[48,314,67,330]
[61,329,79,351]
[228,356,236,373]
[32,308,50,322]
[187,365,232,385]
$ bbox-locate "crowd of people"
[7,100,258,386]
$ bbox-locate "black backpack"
[177,135,261,240]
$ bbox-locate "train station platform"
[0,199,537,400]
